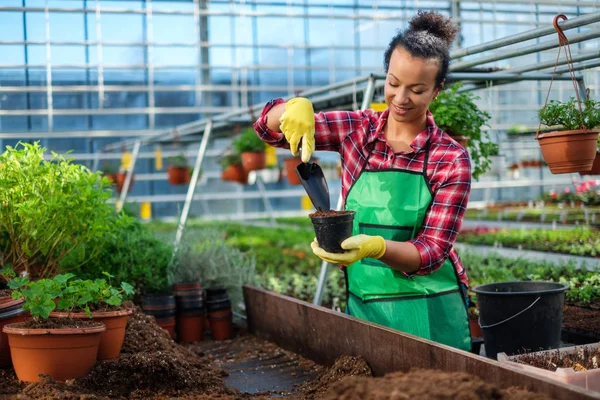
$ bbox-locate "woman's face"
[384,46,440,124]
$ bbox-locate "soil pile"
[563,305,600,338]
[319,369,553,400]
[296,355,372,399]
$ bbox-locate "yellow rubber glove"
[279,97,315,163]
[310,234,386,266]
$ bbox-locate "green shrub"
[538,98,600,131]
[61,219,173,298]
[232,128,265,153]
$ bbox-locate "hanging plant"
[535,14,600,174]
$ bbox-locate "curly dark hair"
[383,11,459,88]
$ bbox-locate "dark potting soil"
[13,318,103,330]
[563,305,600,337]
[514,346,600,372]
[309,210,353,218]
[318,369,553,400]
[0,289,13,299]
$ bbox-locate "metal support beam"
[450,29,600,72]
[503,51,600,75]
[450,12,600,59]
[116,140,141,213]
[172,119,213,258]
[255,175,277,226]
[313,75,376,306]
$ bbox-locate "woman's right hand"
[279,97,315,163]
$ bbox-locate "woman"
[253,11,471,351]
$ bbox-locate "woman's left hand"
[310,234,386,266]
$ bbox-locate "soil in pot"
[562,304,600,338]
[309,210,355,253]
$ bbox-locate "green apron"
[344,146,471,351]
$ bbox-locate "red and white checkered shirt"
[254,98,471,287]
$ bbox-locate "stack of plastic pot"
[206,286,233,340]
[142,294,176,339]
[173,281,204,343]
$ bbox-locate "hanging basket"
[535,14,600,174]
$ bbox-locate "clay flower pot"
[173,281,205,343]
[167,166,192,185]
[50,308,133,360]
[285,157,319,185]
[240,152,266,172]
[3,323,105,382]
[536,129,600,174]
[579,152,600,176]
[221,164,248,184]
[115,172,134,193]
[450,135,470,149]
[309,210,356,253]
[142,294,177,339]
[0,298,28,368]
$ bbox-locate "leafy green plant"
[232,128,265,154]
[538,98,600,131]
[61,219,173,298]
[167,154,189,168]
[507,125,530,135]
[1,268,134,319]
[0,142,122,278]
[220,152,243,169]
[429,83,497,179]
[172,228,258,313]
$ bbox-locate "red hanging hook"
[553,14,569,45]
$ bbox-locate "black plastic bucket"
[310,211,355,253]
[142,294,176,319]
[472,281,568,359]
[206,286,231,313]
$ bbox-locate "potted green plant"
[47,272,135,360]
[537,98,600,174]
[429,83,498,179]
[0,142,120,278]
[0,270,106,382]
[220,152,248,184]
[232,128,266,172]
[101,162,119,184]
[166,154,192,185]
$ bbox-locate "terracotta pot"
[115,172,134,193]
[536,129,600,174]
[221,164,248,184]
[0,298,28,368]
[208,309,232,341]
[579,152,600,176]
[155,317,176,339]
[50,308,133,360]
[469,318,482,338]
[450,135,470,149]
[3,323,105,382]
[241,152,266,172]
[284,157,303,185]
[177,309,204,344]
[167,166,191,185]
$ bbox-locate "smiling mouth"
[391,104,413,112]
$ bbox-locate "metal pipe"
[360,75,377,111]
[172,119,213,258]
[450,12,600,59]
[451,29,600,71]
[255,175,277,226]
[555,59,600,75]
[116,140,141,213]
[502,51,600,75]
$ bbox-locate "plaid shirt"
[254,98,471,287]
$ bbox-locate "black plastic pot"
[472,281,568,359]
[142,294,176,319]
[310,211,355,253]
[206,286,231,313]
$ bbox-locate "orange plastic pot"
[537,129,600,174]
[155,317,176,339]
[167,166,191,185]
[241,152,266,172]
[50,308,133,360]
[115,172,134,193]
[208,310,232,341]
[221,164,248,184]
[469,318,482,338]
[177,310,204,344]
[579,152,600,176]
[3,323,105,382]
